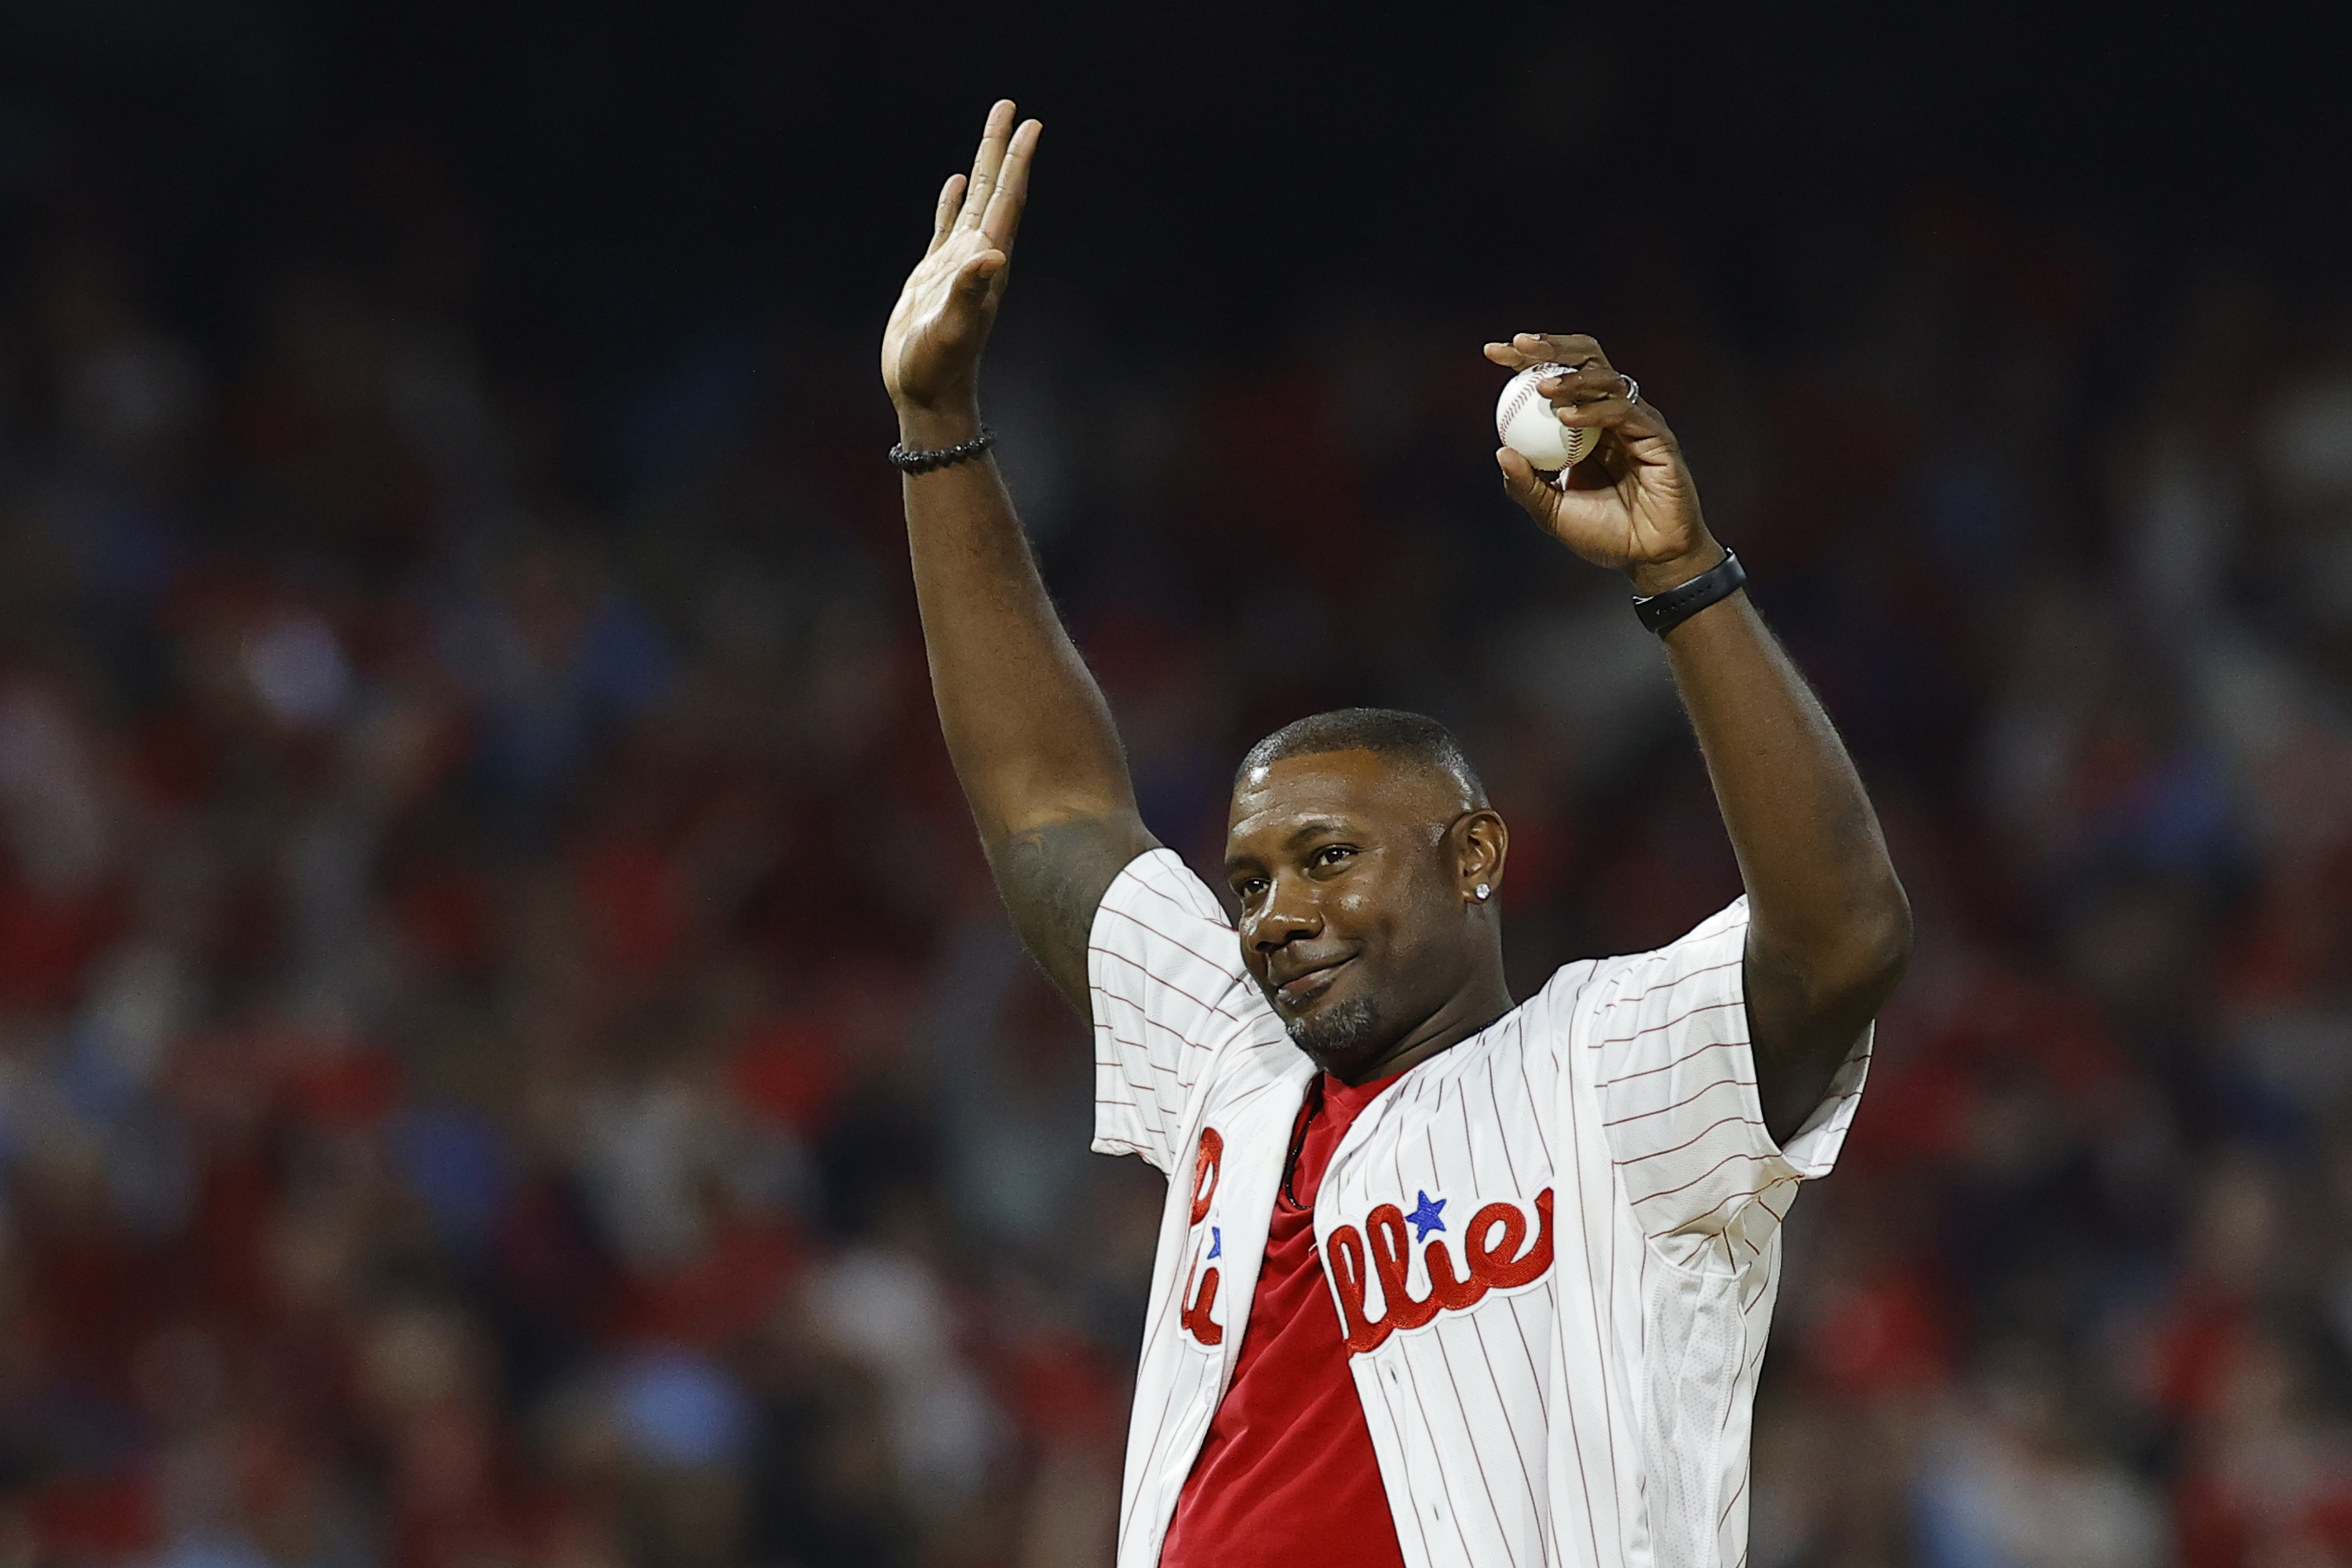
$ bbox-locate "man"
[881,102,1911,1568]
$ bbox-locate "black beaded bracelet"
[1632,548,1747,636]
[888,427,997,474]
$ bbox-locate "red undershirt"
[1160,1070,1409,1568]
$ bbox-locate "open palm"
[883,102,1040,412]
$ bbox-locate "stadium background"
[2,3,2350,1565]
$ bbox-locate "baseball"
[1496,364,1596,472]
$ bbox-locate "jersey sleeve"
[1086,847,1262,1175]
[1574,897,1872,1262]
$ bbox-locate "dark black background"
[4,0,2344,377]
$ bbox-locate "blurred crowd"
[1,146,2351,1568]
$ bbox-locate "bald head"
[1235,708,1488,813]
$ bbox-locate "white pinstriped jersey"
[1090,849,1871,1568]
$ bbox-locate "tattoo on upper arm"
[986,813,1157,1016]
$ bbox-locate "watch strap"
[1632,548,1746,636]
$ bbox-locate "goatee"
[1286,996,1382,1068]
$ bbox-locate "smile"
[1276,958,1351,1005]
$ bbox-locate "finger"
[958,100,1017,231]
[979,118,1042,250]
[1553,392,1635,430]
[1485,341,1530,369]
[1496,447,1560,519]
[1562,397,1675,455]
[952,249,1008,304]
[1611,400,1675,447]
[1539,365,1634,411]
[1514,332,1607,372]
[928,174,967,256]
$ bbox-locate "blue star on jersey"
[1208,1226,1221,1259]
[1407,1191,1446,1241]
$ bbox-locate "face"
[1223,749,1505,1079]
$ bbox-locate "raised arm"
[882,102,1157,1009]
[1488,333,1912,1146]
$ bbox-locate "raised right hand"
[1484,333,1720,596]
[881,100,1042,421]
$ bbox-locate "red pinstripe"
[1586,955,1744,1032]
[1092,908,1250,1002]
[1130,869,1235,928]
[1604,1030,1754,1088]
[1092,859,1860,1568]
[1602,1073,1758,1127]
[1429,1322,1524,1568]
[1628,1146,1768,1208]
[1652,1172,1803,1242]
[1466,1308,1546,1542]
[1396,1339,1477,1563]
[1594,995,1743,1047]
[1092,989,1219,1047]
[1614,1112,1771,1170]
[1089,941,1246,1023]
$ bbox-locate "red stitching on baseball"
[1498,364,1586,465]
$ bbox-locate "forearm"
[1650,557,1910,1132]
[1486,331,1906,1132]
[1656,573,1909,981]
[900,403,1154,1001]
[900,406,1138,836]
[884,105,1141,1008]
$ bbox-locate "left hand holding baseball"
[1485,333,1723,595]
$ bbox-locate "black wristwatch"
[1633,550,1747,636]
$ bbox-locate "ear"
[1452,809,1509,905]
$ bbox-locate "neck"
[1326,965,1516,1087]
